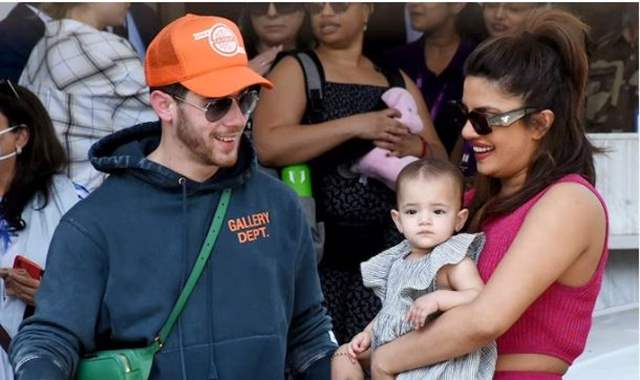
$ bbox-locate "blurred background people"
[253,2,446,344]
[19,3,156,192]
[239,2,312,76]
[482,3,542,37]
[0,82,83,380]
[386,3,479,156]
[0,4,48,83]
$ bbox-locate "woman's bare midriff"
[496,354,569,374]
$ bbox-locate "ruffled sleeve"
[399,233,485,299]
[360,240,410,301]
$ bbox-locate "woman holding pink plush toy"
[253,3,446,344]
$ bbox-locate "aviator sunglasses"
[304,3,352,15]
[248,3,304,16]
[173,90,259,123]
[451,101,541,135]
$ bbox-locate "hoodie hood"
[89,121,256,192]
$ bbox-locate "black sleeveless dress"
[300,52,404,343]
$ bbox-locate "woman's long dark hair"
[1,83,67,231]
[464,8,599,231]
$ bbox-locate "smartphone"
[13,255,43,280]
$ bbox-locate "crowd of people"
[0,2,621,380]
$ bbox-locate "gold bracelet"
[331,351,351,361]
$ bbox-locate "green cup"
[281,164,312,197]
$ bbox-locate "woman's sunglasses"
[451,101,540,135]
[248,3,303,17]
[304,3,351,15]
[173,90,260,123]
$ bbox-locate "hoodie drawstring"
[178,177,188,380]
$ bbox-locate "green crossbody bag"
[75,189,232,380]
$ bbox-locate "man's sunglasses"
[173,90,259,123]
[451,101,541,135]
[248,3,303,17]
[304,3,351,15]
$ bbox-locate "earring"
[363,23,368,32]
[16,146,22,154]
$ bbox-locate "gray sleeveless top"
[360,233,497,380]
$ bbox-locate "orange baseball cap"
[145,14,272,98]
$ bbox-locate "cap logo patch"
[193,23,246,57]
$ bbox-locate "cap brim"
[181,65,272,98]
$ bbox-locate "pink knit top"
[475,174,609,364]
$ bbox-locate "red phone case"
[13,255,43,280]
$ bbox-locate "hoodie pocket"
[152,334,286,379]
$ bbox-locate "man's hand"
[406,294,439,329]
[2,268,40,305]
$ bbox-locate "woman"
[0,82,84,380]
[361,8,607,380]
[386,2,482,173]
[239,2,312,75]
[19,3,156,192]
[253,3,446,344]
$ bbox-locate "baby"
[333,158,496,380]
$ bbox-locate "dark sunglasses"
[305,2,351,15]
[248,3,303,16]
[451,101,540,135]
[173,90,259,123]
[0,80,21,100]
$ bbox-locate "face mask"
[0,126,22,161]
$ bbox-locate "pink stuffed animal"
[354,87,423,189]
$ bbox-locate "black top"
[297,50,404,271]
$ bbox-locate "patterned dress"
[361,233,497,380]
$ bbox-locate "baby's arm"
[407,257,484,329]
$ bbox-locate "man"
[10,14,337,380]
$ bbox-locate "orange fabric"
[144,14,272,97]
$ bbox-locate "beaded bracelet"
[420,136,429,158]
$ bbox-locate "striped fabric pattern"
[19,19,157,191]
[361,233,497,379]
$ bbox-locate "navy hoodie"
[10,122,337,379]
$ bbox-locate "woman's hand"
[350,108,409,142]
[1,268,40,306]
[375,133,423,158]
[248,45,283,75]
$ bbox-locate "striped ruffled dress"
[361,233,497,380]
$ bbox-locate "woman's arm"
[252,56,409,167]
[371,183,607,378]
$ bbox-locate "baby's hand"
[406,294,439,329]
[347,331,372,359]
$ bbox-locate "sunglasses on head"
[0,80,21,100]
[451,101,541,135]
[304,2,351,15]
[248,3,303,17]
[173,89,260,123]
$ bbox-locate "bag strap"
[292,50,326,124]
[153,188,232,349]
